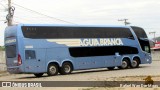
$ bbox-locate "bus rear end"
[5,26,23,74]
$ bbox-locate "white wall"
[0,51,5,63]
[151,51,160,61]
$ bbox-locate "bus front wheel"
[131,58,140,68]
[59,62,73,75]
[47,63,59,76]
[118,59,129,69]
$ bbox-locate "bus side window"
[25,50,36,60]
[144,46,150,53]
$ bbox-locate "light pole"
[149,32,156,43]
[118,19,130,26]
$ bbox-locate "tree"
[0,46,5,51]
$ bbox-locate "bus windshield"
[131,26,150,53]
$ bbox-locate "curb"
[0,71,9,77]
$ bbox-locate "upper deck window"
[21,26,133,39]
[131,26,147,38]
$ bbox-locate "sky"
[0,0,160,46]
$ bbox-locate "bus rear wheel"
[34,73,44,77]
[131,58,140,68]
[47,63,59,76]
[118,59,129,69]
[59,62,73,75]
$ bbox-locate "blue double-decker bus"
[5,24,151,77]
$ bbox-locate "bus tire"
[118,59,129,69]
[108,67,115,70]
[59,62,73,75]
[34,73,44,77]
[131,58,140,68]
[47,63,59,76]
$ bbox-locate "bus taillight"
[18,54,22,65]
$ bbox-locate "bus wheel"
[118,59,129,69]
[59,62,73,75]
[34,73,44,77]
[47,63,59,76]
[108,67,115,70]
[131,58,140,68]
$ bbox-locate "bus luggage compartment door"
[24,49,46,73]
[105,52,121,67]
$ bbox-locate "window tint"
[6,45,16,58]
[131,26,147,38]
[25,50,36,59]
[131,26,151,53]
[138,39,151,53]
[22,26,133,39]
[69,46,138,57]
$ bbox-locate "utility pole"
[6,0,15,26]
[118,19,130,26]
[149,32,156,43]
[7,0,12,26]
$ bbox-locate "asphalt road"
[0,61,159,81]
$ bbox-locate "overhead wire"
[14,16,36,22]
[14,16,56,24]
[0,3,7,9]
[12,3,77,25]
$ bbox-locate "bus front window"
[131,26,151,53]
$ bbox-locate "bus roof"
[14,23,131,28]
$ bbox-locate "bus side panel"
[23,48,46,73]
[17,25,26,73]
[45,47,71,70]
[72,56,105,70]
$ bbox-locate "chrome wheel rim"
[122,61,127,68]
[132,60,137,67]
[49,66,56,74]
[64,65,71,73]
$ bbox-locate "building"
[151,42,160,51]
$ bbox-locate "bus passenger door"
[24,49,46,73]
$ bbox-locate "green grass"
[0,46,5,51]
